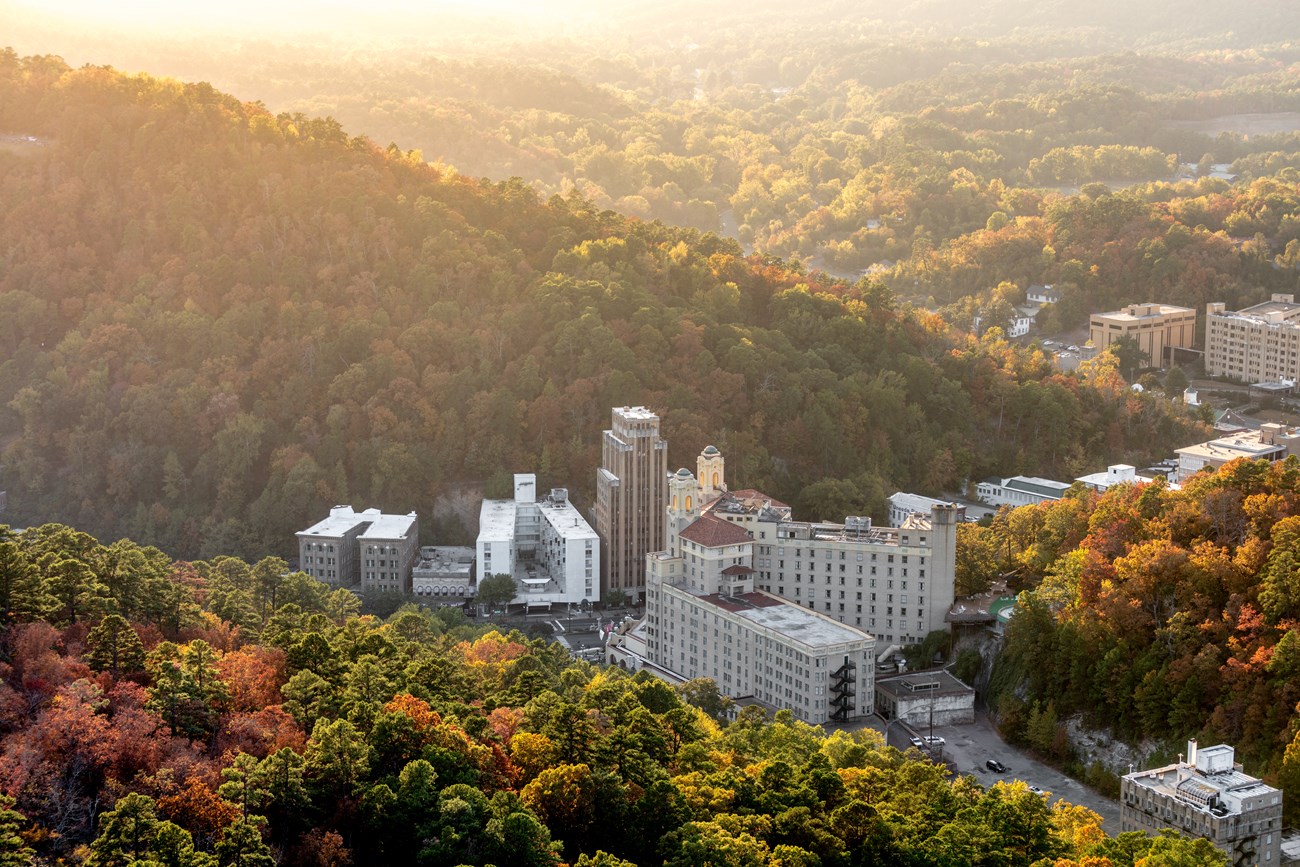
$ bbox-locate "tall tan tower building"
[595,406,669,603]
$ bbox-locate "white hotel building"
[477,473,599,607]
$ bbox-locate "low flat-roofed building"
[1075,464,1161,493]
[1121,741,1283,866]
[1090,302,1197,366]
[875,669,975,727]
[976,476,1072,508]
[1174,423,1300,483]
[412,546,475,603]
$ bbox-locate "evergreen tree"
[0,796,34,867]
[85,613,146,676]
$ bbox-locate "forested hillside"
[16,13,1298,340]
[975,456,1300,822]
[0,521,1231,866]
[0,53,1199,559]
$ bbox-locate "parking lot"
[862,711,1122,831]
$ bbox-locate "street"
[860,710,1122,831]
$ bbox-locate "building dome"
[702,445,720,456]
[676,467,693,478]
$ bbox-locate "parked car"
[1028,784,1043,794]
[908,735,924,747]
[923,735,945,746]
[986,759,1006,773]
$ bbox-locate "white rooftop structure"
[887,492,955,527]
[359,512,417,540]
[1075,464,1157,493]
[300,506,382,537]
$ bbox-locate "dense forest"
[965,456,1300,823]
[23,13,1299,303]
[0,54,1201,559]
[0,520,1232,866]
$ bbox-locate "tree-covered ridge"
[0,521,1230,867]
[82,30,1300,284]
[0,54,1199,559]
[984,456,1300,822]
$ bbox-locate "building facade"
[1089,302,1197,366]
[642,484,876,725]
[297,506,418,592]
[875,670,976,727]
[1121,741,1283,866]
[751,505,960,649]
[411,546,475,602]
[478,473,599,608]
[595,406,669,602]
[1206,295,1300,383]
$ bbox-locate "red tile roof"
[679,515,753,548]
[721,564,755,575]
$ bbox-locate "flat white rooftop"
[359,512,416,540]
[614,405,658,420]
[1177,436,1284,461]
[537,497,600,541]
[298,506,382,538]
[479,499,518,541]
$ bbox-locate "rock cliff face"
[1062,715,1159,777]
[431,482,486,540]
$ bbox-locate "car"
[1028,785,1043,794]
[923,735,945,746]
[986,759,1007,773]
[1067,344,1079,352]
[908,736,924,748]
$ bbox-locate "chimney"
[1188,738,1198,768]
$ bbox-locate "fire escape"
[830,657,856,722]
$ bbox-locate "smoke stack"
[1188,738,1198,768]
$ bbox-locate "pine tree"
[215,817,275,867]
[85,613,146,676]
[0,796,35,867]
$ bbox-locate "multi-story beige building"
[297,506,419,593]
[1121,741,1283,866]
[1206,295,1300,382]
[641,473,876,724]
[1090,302,1197,366]
[595,406,669,603]
[752,506,960,649]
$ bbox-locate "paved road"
[852,711,1121,832]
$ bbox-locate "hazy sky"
[3,0,601,46]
